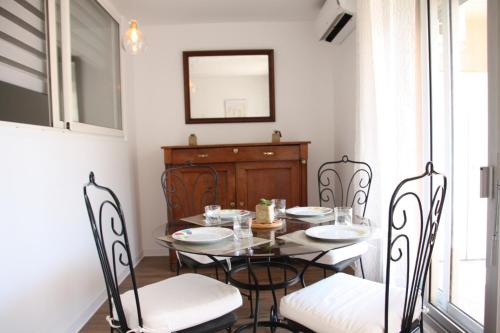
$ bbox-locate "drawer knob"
[233,148,239,154]
[230,201,236,208]
[263,151,275,156]
[301,159,307,164]
[197,153,208,158]
[239,201,245,207]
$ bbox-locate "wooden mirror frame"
[183,49,275,124]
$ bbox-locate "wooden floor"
[81,256,341,333]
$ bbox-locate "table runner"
[157,235,271,256]
[181,212,256,227]
[290,214,371,225]
[277,230,359,252]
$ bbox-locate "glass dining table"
[154,213,373,333]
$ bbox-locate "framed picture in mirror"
[183,49,275,124]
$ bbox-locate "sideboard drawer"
[234,145,300,161]
[170,148,233,164]
[170,145,301,164]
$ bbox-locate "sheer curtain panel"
[354,0,424,282]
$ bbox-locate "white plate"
[205,209,251,220]
[286,206,333,217]
[220,209,251,220]
[305,225,371,242]
[172,227,234,244]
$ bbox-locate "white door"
[426,0,497,331]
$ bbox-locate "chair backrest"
[161,163,218,221]
[83,172,141,332]
[317,155,373,216]
[384,162,447,333]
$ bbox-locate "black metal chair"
[295,155,373,278]
[161,163,231,278]
[84,172,241,332]
[280,161,447,333]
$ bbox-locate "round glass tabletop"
[153,215,373,258]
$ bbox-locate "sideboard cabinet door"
[236,161,300,210]
[213,163,236,209]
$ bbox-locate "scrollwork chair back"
[161,163,219,223]
[318,155,373,217]
[385,162,447,333]
[84,172,141,332]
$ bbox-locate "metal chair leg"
[359,257,366,279]
[176,260,181,276]
[283,259,288,295]
[247,268,254,318]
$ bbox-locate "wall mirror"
[183,49,275,124]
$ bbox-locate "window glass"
[0,0,51,126]
[69,0,122,130]
[429,0,487,331]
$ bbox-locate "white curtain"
[355,0,424,282]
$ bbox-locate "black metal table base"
[204,251,331,332]
[234,320,299,333]
[227,258,300,333]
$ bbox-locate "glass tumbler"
[233,215,253,240]
[204,205,221,225]
[272,199,286,218]
[334,207,353,225]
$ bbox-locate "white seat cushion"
[280,273,421,333]
[293,242,368,266]
[118,273,242,332]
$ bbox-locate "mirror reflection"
[183,50,275,123]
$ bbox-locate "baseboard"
[68,251,144,332]
[143,248,170,256]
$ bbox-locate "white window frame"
[421,0,490,332]
[0,0,56,131]
[46,0,63,129]
[58,0,126,137]
[0,0,127,138]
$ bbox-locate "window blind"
[0,0,47,94]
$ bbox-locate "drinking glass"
[334,207,352,225]
[272,199,286,218]
[233,215,253,240]
[204,205,221,225]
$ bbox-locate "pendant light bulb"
[122,19,145,55]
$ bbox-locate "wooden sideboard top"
[161,141,311,150]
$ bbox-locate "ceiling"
[111,0,326,25]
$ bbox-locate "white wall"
[0,61,141,332]
[331,33,357,157]
[132,21,337,255]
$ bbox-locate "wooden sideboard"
[161,141,310,269]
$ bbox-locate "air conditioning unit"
[316,0,356,44]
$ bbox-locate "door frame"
[486,0,500,332]
[421,0,498,331]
